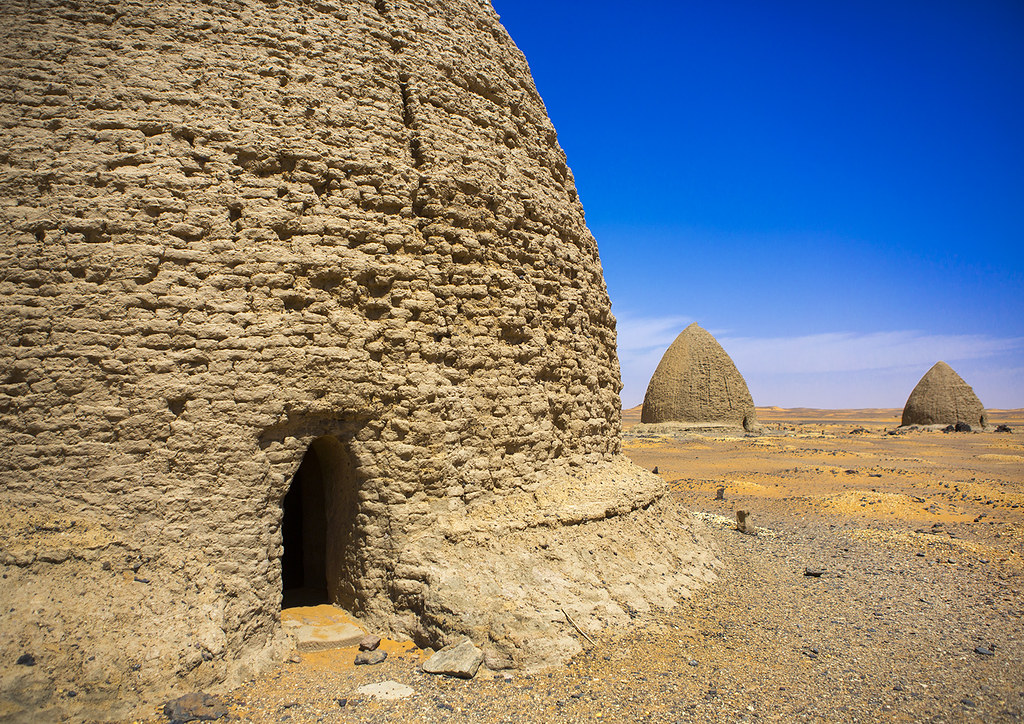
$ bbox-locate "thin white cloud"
[720,331,1024,375]
[614,312,693,353]
[615,315,1024,408]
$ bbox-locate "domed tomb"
[641,323,757,430]
[901,361,987,427]
[0,0,715,719]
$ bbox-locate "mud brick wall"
[0,0,624,715]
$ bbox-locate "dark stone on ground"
[804,568,825,577]
[974,646,995,656]
[955,421,972,432]
[354,650,387,665]
[995,424,1012,433]
[15,653,35,666]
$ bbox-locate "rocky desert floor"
[134,408,1023,723]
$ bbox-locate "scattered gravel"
[132,418,1023,723]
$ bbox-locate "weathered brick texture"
[0,1,714,719]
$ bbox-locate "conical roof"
[641,323,757,429]
[901,361,987,427]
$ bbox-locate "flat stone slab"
[281,604,365,652]
[163,692,228,723]
[355,681,415,700]
[421,637,484,679]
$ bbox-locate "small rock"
[942,424,956,433]
[15,653,35,667]
[804,568,825,577]
[358,634,382,652]
[163,693,228,723]
[974,646,995,656]
[422,637,484,679]
[688,659,699,667]
[355,681,414,700]
[995,424,1012,433]
[893,681,905,692]
[715,486,725,501]
[354,650,387,665]
[955,421,972,432]
[961,698,977,708]
[735,509,752,534]
[287,653,301,664]
[652,466,659,474]
[336,698,347,708]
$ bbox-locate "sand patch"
[691,510,776,538]
[977,454,1024,463]
[821,490,929,518]
[300,639,420,672]
[727,480,771,493]
[849,529,1024,572]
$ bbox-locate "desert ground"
[136,408,1023,723]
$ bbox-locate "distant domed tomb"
[641,323,758,431]
[901,361,987,427]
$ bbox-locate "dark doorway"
[281,445,328,607]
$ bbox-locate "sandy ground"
[133,408,1024,723]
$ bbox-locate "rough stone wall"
[640,323,756,429]
[0,0,652,718]
[901,361,987,427]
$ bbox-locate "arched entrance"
[280,435,364,609]
[281,445,328,607]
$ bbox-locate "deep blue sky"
[493,0,1024,408]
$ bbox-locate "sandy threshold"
[132,408,1023,723]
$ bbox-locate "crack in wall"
[397,73,424,170]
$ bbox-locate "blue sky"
[492,0,1024,408]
